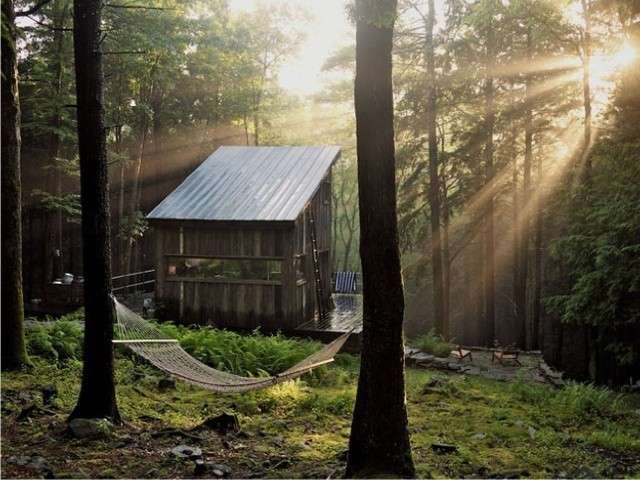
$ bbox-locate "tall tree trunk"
[521,28,534,348]
[441,180,451,336]
[425,0,445,338]
[69,0,120,422]
[1,0,30,370]
[483,20,496,346]
[580,0,592,181]
[532,153,543,351]
[47,2,69,281]
[512,155,525,348]
[347,1,414,477]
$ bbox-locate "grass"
[2,321,640,478]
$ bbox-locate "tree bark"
[69,0,120,423]
[346,0,414,477]
[521,28,534,348]
[482,18,496,346]
[1,0,30,371]
[425,0,446,338]
[580,0,592,182]
[532,152,543,350]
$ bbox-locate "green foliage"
[118,210,148,242]
[26,314,84,364]
[154,322,356,386]
[31,189,81,221]
[546,139,640,367]
[510,378,626,423]
[411,329,455,358]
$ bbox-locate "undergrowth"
[411,329,455,357]
[24,310,357,387]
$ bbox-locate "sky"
[228,0,354,96]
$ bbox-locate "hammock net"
[112,298,352,393]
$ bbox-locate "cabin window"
[165,256,282,282]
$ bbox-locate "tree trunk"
[346,1,414,477]
[482,21,496,346]
[47,2,69,281]
[580,0,592,181]
[425,0,445,338]
[1,0,30,370]
[521,28,534,348]
[69,0,120,423]
[532,153,543,350]
[512,155,525,348]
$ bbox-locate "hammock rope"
[112,298,352,393]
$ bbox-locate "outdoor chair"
[450,345,473,362]
[492,348,522,366]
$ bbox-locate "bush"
[552,382,625,421]
[411,329,454,358]
[27,315,83,363]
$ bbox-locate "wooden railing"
[112,269,155,294]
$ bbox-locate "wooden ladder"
[308,208,327,322]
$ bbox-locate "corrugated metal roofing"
[147,145,341,222]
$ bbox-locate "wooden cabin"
[147,145,340,331]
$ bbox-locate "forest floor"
[2,355,640,479]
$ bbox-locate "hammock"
[111,298,352,393]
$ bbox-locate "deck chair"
[334,271,357,294]
[450,345,473,362]
[492,349,522,366]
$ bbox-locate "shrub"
[411,329,454,358]
[552,382,625,421]
[27,315,83,363]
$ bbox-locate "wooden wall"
[152,168,333,332]
[153,221,298,330]
[292,171,333,321]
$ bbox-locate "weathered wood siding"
[153,221,296,330]
[292,170,332,323]
[152,168,333,331]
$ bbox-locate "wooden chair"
[450,345,473,362]
[492,349,522,366]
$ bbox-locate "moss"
[2,355,640,479]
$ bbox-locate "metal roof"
[147,145,341,222]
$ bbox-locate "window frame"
[164,253,284,285]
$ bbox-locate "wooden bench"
[492,349,522,366]
[450,345,473,362]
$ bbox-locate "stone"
[471,433,487,440]
[528,426,537,439]
[431,443,458,454]
[68,418,114,439]
[194,459,229,476]
[9,455,53,478]
[158,377,176,392]
[197,412,240,435]
[41,385,58,405]
[171,444,202,459]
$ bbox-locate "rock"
[431,443,458,454]
[68,418,114,439]
[41,385,58,405]
[528,426,537,439]
[471,432,487,440]
[171,444,202,459]
[9,455,53,478]
[197,412,240,435]
[422,378,445,394]
[158,377,176,392]
[17,403,38,421]
[194,459,230,476]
